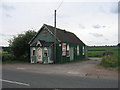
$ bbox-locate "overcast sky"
[0,0,119,46]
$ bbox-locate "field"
[88,46,118,57]
[88,46,119,69]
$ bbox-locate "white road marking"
[0,79,30,86]
[16,68,25,70]
[67,71,79,74]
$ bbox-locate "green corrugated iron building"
[29,24,87,64]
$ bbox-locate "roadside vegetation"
[2,30,36,64]
[88,46,119,71]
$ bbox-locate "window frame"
[77,45,80,56]
[66,44,70,57]
[82,46,85,55]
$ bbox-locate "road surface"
[2,68,118,88]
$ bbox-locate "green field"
[88,46,118,57]
[88,46,119,69]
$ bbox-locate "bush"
[2,53,30,62]
[103,50,113,56]
[2,53,15,61]
[100,55,118,67]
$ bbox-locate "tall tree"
[9,30,36,60]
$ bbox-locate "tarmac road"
[2,68,118,88]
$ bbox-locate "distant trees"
[118,43,120,46]
[9,30,36,61]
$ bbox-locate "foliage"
[102,50,113,56]
[9,30,36,61]
[2,47,11,53]
[100,54,118,67]
[2,59,28,64]
[118,43,120,46]
[89,46,119,70]
[2,53,15,61]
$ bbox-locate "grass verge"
[2,60,29,64]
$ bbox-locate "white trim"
[36,41,42,46]
[37,47,42,62]
[29,24,61,45]
[31,47,36,56]
[28,25,45,44]
[77,45,80,56]
[82,46,85,55]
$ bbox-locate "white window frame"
[77,45,79,56]
[32,48,36,56]
[66,44,70,57]
[36,41,42,46]
[82,46,85,55]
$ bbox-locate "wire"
[56,0,64,11]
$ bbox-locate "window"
[77,45,79,55]
[66,44,70,57]
[82,46,85,55]
[33,50,35,56]
[44,47,48,57]
[62,43,67,56]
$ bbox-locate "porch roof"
[30,40,54,47]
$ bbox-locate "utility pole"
[54,10,56,63]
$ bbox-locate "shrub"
[100,55,118,67]
[2,53,30,62]
[103,50,113,56]
[2,53,15,61]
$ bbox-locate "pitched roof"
[29,24,85,44]
[44,24,84,44]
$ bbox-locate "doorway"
[70,47,74,61]
[37,48,42,62]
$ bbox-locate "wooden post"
[54,10,57,63]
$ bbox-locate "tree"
[9,30,36,60]
[118,43,120,47]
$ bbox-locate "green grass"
[88,46,118,51]
[88,46,119,70]
[88,46,118,57]
[2,60,29,64]
[2,51,30,64]
[88,51,105,57]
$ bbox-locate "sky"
[0,0,119,46]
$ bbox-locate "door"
[43,47,48,63]
[70,47,74,61]
[37,48,42,62]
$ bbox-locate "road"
[2,68,118,88]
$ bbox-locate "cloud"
[89,33,103,37]
[79,24,85,29]
[110,3,118,14]
[0,33,13,37]
[1,3,15,11]
[105,38,109,41]
[98,2,119,14]
[5,13,12,18]
[92,24,106,29]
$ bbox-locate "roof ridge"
[45,24,74,34]
[44,24,68,32]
